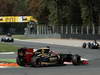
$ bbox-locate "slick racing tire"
[57,56,64,64]
[18,48,26,57]
[72,55,81,65]
[1,39,3,42]
[7,39,14,42]
[16,57,25,66]
[88,42,91,48]
[82,42,86,48]
[11,39,14,42]
[31,57,41,67]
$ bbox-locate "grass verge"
[0,43,20,52]
[13,35,33,39]
[0,58,16,63]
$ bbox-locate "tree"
[13,0,28,16]
[0,0,28,16]
[26,0,41,16]
[0,0,16,16]
[36,0,50,24]
[79,0,100,26]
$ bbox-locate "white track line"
[0,66,12,68]
[0,52,15,54]
[0,66,20,68]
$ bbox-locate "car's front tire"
[72,55,81,65]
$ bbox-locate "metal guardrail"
[24,25,100,39]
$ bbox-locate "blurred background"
[0,0,100,40]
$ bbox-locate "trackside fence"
[24,24,100,40]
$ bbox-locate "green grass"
[0,58,16,63]
[13,35,33,39]
[0,43,20,52]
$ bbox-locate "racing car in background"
[82,40,99,49]
[16,47,88,67]
[1,33,14,42]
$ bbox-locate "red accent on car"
[82,60,89,64]
[24,48,34,64]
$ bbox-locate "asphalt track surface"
[0,40,100,75]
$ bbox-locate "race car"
[1,33,14,42]
[82,40,99,49]
[16,47,88,67]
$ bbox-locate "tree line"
[0,0,100,26]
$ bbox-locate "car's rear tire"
[16,57,25,66]
[82,42,86,48]
[1,39,3,42]
[1,38,4,42]
[57,56,64,64]
[11,39,14,42]
[17,48,26,66]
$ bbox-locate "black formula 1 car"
[16,47,88,67]
[1,33,14,42]
[82,40,99,49]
